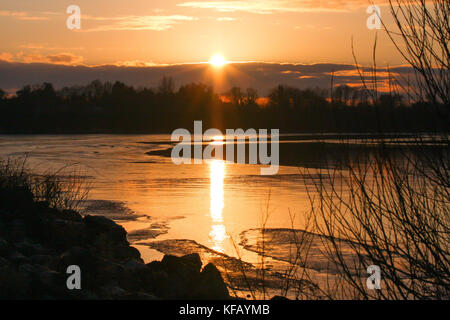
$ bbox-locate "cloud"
[0,10,196,31]
[217,17,237,21]
[1,52,83,65]
[177,0,377,14]
[0,53,14,62]
[19,44,45,50]
[114,60,162,67]
[46,53,83,65]
[82,15,198,32]
[294,24,332,30]
[19,44,84,50]
[0,60,414,95]
[0,10,49,21]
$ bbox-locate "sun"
[209,54,227,67]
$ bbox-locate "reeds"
[0,157,90,211]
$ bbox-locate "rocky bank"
[0,185,230,300]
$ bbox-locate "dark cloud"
[46,54,83,64]
[0,60,414,95]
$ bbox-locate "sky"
[0,0,410,94]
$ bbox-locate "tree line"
[0,78,446,134]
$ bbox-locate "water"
[0,134,315,267]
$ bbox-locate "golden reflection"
[209,160,227,252]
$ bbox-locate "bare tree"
[304,0,450,300]
[382,0,449,106]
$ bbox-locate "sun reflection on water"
[209,160,227,252]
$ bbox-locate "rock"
[83,215,128,245]
[35,265,61,285]
[123,292,159,300]
[57,246,98,282]
[0,238,10,256]
[155,255,199,298]
[194,263,230,300]
[153,255,230,299]
[114,245,142,262]
[101,261,125,277]
[18,263,35,274]
[30,254,53,265]
[0,186,232,300]
[117,259,151,292]
[9,250,27,264]
[60,209,83,222]
[0,186,34,212]
[180,253,202,272]
[124,258,147,272]
[9,219,27,240]
[100,285,126,299]
[147,269,169,291]
[92,261,126,291]
[146,260,164,272]
[59,246,93,268]
[271,295,290,300]
[0,257,10,267]
[14,239,45,256]
[0,265,32,298]
[47,219,87,249]
[58,247,116,291]
[161,254,201,277]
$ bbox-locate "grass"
[0,157,90,212]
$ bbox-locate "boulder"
[99,285,126,299]
[83,215,128,245]
[145,255,195,299]
[124,258,148,272]
[113,245,142,262]
[60,209,83,222]
[14,239,45,256]
[0,186,34,212]
[29,254,53,265]
[0,187,232,300]
[58,246,93,268]
[53,219,87,248]
[161,253,202,276]
[180,253,202,272]
[0,238,10,256]
[8,219,27,240]
[9,250,27,264]
[194,263,230,300]
[0,265,32,299]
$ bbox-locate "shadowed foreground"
[0,177,230,300]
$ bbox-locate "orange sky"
[0,0,405,67]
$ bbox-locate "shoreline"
[146,138,447,169]
[0,188,231,300]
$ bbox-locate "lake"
[0,135,317,264]
[2,133,439,297]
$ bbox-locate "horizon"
[0,59,417,96]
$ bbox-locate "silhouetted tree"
[0,78,444,133]
[383,0,449,106]
[227,87,244,106]
[244,88,258,105]
[158,76,175,95]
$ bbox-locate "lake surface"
[0,135,317,266]
[3,133,440,297]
